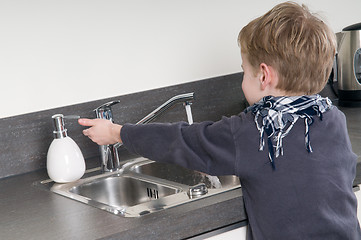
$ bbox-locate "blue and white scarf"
[245,95,333,169]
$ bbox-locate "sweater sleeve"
[121,117,237,176]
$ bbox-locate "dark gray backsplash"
[0,72,338,179]
[0,73,245,179]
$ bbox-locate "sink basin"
[37,157,241,217]
[130,161,240,189]
[69,174,181,208]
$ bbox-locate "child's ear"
[259,63,273,90]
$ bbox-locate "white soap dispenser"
[47,114,85,183]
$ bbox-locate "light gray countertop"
[1,104,360,240]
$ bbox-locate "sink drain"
[147,187,159,199]
[187,183,208,198]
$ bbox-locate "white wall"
[1,0,360,118]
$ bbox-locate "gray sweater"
[121,107,361,239]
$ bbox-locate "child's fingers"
[78,118,95,126]
[82,128,91,137]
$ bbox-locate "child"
[79,2,361,239]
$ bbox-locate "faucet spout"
[136,92,194,124]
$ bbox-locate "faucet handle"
[94,100,120,111]
[94,100,120,121]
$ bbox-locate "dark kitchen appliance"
[334,23,361,107]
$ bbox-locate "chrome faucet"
[95,92,194,172]
[136,92,194,124]
[94,100,121,172]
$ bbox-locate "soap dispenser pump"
[47,114,85,183]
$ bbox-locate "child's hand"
[78,118,123,145]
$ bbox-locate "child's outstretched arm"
[78,118,122,145]
[79,117,237,176]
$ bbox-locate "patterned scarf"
[244,95,333,169]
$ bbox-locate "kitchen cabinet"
[204,225,247,240]
[189,222,247,240]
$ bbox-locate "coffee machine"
[335,23,361,107]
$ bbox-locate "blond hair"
[238,1,336,94]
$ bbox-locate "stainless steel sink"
[37,157,241,217]
[129,160,240,189]
[70,175,181,207]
